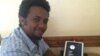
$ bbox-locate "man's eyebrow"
[33,15,49,19]
[33,15,41,18]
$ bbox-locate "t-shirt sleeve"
[40,39,49,54]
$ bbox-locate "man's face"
[20,6,49,39]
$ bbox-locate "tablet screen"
[63,41,84,56]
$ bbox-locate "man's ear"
[19,16,26,26]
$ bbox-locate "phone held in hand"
[63,41,84,56]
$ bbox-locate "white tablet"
[63,41,84,56]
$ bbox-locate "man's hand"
[44,49,56,56]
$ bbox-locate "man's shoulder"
[1,34,27,50]
[1,33,21,44]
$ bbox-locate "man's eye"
[33,17,40,22]
[44,19,48,24]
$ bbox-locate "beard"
[28,33,42,41]
[27,34,42,46]
[32,34,42,40]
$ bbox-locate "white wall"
[0,0,21,37]
[44,0,100,36]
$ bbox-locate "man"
[0,0,56,56]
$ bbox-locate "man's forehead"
[32,15,49,19]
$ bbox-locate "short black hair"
[19,0,50,18]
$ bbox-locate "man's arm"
[44,49,56,56]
